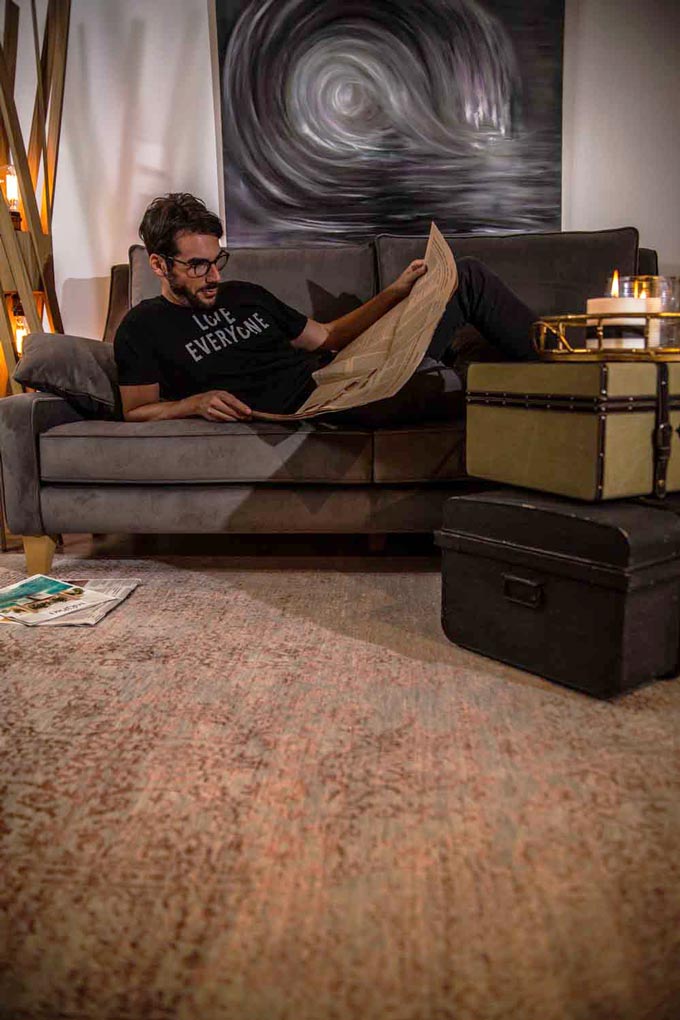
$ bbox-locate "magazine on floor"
[0,575,140,626]
[37,578,141,626]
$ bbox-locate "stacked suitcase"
[436,362,680,697]
[465,361,680,501]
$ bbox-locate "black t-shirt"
[114,282,316,414]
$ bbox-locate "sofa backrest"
[108,228,652,344]
[127,241,377,320]
[376,227,640,316]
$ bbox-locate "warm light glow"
[2,165,19,210]
[14,316,28,356]
[610,270,619,298]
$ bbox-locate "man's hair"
[138,193,223,256]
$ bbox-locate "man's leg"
[426,257,539,362]
[324,357,465,429]
[315,258,537,428]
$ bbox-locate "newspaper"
[253,221,457,420]
[0,575,140,626]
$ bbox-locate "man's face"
[160,232,223,309]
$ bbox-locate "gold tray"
[533,312,680,362]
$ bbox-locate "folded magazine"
[0,575,139,626]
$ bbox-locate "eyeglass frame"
[161,248,230,278]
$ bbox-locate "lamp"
[1,164,22,229]
[11,295,28,357]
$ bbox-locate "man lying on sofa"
[114,193,538,428]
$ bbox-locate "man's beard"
[167,274,218,309]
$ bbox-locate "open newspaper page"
[252,222,457,421]
[0,575,117,626]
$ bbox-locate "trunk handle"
[502,573,544,609]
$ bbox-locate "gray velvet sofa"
[0,227,656,574]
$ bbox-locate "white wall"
[7,0,680,337]
[563,0,680,274]
[51,0,220,338]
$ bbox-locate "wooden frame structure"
[0,0,70,396]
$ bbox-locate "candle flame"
[4,166,18,205]
[610,270,619,298]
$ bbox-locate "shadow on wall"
[69,4,211,256]
[67,16,145,278]
[60,278,111,341]
[58,2,211,337]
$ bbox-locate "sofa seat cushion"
[376,227,640,317]
[373,423,466,482]
[39,419,374,484]
[39,419,468,485]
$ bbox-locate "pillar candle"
[586,295,661,348]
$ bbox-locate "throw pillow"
[14,334,122,419]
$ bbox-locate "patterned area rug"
[1,552,680,1020]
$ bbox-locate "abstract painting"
[214,0,564,245]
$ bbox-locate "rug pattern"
[1,554,679,1020]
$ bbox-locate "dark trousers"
[322,257,538,428]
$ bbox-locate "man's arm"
[292,259,427,354]
[121,382,252,422]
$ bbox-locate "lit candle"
[1,165,22,228]
[586,271,661,349]
[4,165,18,210]
[14,316,28,356]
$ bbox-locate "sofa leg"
[22,535,58,576]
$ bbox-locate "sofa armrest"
[0,393,84,536]
[102,263,131,343]
[637,248,659,275]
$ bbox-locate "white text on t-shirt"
[184,308,271,363]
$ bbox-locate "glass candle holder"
[607,274,667,300]
[660,276,680,348]
[587,274,666,348]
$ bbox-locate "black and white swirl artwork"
[216,0,564,244]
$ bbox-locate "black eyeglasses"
[163,248,230,278]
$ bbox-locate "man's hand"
[389,259,428,300]
[293,257,429,355]
[188,390,252,421]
